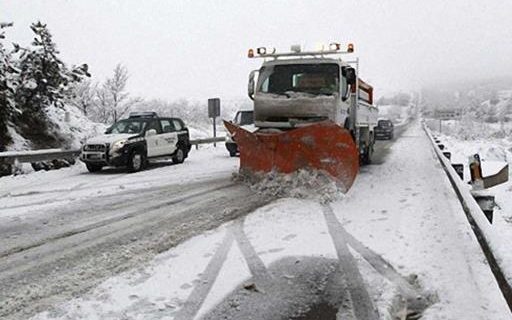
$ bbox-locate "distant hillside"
[421,78,512,139]
[422,78,512,123]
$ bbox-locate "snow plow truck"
[224,43,378,191]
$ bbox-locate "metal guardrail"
[423,122,512,311]
[0,149,80,165]
[0,137,227,165]
[191,136,225,148]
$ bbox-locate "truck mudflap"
[224,120,360,192]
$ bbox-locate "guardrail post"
[12,158,20,175]
[469,154,484,190]
[452,164,464,180]
[0,158,11,177]
[473,195,495,224]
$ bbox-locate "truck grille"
[84,144,106,152]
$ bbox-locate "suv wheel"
[128,150,145,172]
[172,147,185,164]
[86,163,103,173]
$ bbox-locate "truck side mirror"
[248,70,258,100]
[344,67,357,85]
[341,67,356,101]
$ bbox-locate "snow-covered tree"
[90,64,141,123]
[0,22,15,151]
[485,103,499,123]
[67,79,97,116]
[13,21,90,117]
[1,21,91,150]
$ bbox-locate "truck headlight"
[111,139,127,153]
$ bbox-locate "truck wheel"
[172,147,185,164]
[128,150,145,172]
[361,143,373,165]
[362,149,372,164]
[86,163,103,173]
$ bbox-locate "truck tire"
[172,147,185,164]
[361,149,369,165]
[128,150,145,172]
[361,138,374,165]
[86,163,103,173]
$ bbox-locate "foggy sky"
[2,0,512,100]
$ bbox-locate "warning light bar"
[247,42,355,59]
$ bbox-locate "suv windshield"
[106,119,147,134]
[235,111,254,126]
[258,63,339,96]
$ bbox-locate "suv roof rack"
[129,112,158,118]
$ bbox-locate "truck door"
[160,119,178,155]
[145,120,163,157]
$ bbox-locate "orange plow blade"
[224,121,360,191]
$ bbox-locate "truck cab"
[247,44,378,163]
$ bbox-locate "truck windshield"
[106,119,147,134]
[235,111,254,125]
[258,64,339,96]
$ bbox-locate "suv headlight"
[111,139,127,153]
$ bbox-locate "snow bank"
[6,105,106,152]
[427,118,512,141]
[428,124,512,290]
[6,126,31,151]
[45,105,106,149]
[236,169,346,203]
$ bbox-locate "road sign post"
[208,98,221,147]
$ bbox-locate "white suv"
[80,112,192,172]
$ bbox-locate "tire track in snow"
[173,218,274,320]
[340,223,418,298]
[0,182,272,320]
[231,218,273,284]
[173,231,235,320]
[0,176,235,255]
[0,182,235,259]
[0,169,131,199]
[179,205,405,320]
[322,204,379,320]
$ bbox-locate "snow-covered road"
[1,122,511,319]
[0,149,272,319]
